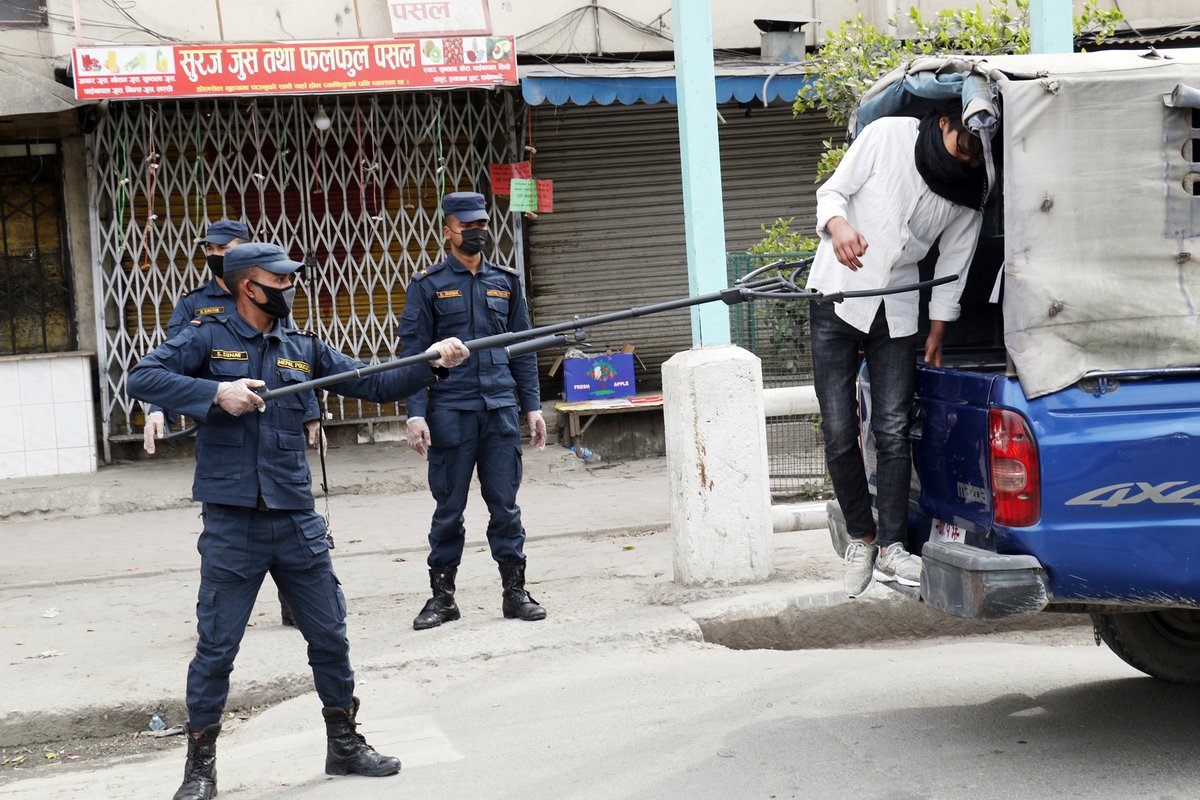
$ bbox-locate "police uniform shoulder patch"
[494,263,519,275]
[413,262,448,282]
[292,328,318,337]
[189,313,226,326]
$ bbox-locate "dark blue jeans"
[425,406,526,569]
[810,302,919,548]
[189,505,353,727]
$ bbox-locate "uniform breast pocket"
[274,366,311,417]
[208,358,250,380]
[434,296,468,334]
[485,295,510,320]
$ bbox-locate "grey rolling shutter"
[526,101,839,391]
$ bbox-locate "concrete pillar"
[671,0,730,346]
[61,136,96,355]
[664,346,773,585]
[1030,0,1073,54]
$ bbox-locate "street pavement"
[1,441,1144,799]
[1,442,842,750]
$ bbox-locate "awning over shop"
[0,57,95,117]
[519,62,808,106]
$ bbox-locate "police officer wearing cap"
[399,191,548,630]
[142,220,318,631]
[142,220,249,454]
[128,242,470,800]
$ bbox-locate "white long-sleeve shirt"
[808,116,983,337]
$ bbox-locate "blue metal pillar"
[672,1,730,346]
[1030,0,1074,54]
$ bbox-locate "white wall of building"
[0,1,1194,80]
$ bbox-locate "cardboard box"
[562,353,636,401]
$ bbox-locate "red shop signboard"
[71,36,517,101]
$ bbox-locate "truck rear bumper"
[921,542,1049,620]
[826,501,1049,619]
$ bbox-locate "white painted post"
[663,346,773,585]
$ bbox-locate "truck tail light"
[989,408,1040,527]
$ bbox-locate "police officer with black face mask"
[143,220,248,454]
[399,191,548,631]
[143,220,320,630]
[127,243,470,800]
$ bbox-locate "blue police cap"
[199,219,251,245]
[442,192,488,223]
[222,243,302,275]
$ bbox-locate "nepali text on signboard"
[71,37,516,101]
[389,0,492,38]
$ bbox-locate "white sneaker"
[877,543,922,586]
[844,539,879,598]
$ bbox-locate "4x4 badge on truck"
[1066,481,1200,508]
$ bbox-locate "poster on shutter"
[71,37,516,101]
[389,0,492,38]
[488,161,531,195]
[536,180,553,213]
[508,178,538,212]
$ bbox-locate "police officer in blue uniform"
[142,220,317,629]
[399,192,548,630]
[144,220,246,452]
[128,243,469,800]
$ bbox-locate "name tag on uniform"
[277,358,311,373]
[211,349,248,360]
[486,289,511,299]
[436,290,463,299]
[194,306,224,316]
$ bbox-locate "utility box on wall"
[562,352,636,402]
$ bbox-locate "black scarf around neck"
[913,112,988,210]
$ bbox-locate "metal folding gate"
[88,90,522,458]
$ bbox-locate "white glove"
[406,416,431,457]
[143,411,165,455]
[528,410,547,450]
[304,419,327,455]
[430,337,470,368]
[214,379,266,416]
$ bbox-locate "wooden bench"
[553,393,665,451]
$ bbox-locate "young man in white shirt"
[808,108,986,597]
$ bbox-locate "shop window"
[0,143,75,356]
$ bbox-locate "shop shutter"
[89,91,520,451]
[526,102,839,391]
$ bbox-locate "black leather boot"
[323,697,401,777]
[279,591,296,628]
[412,567,461,630]
[499,560,546,621]
[172,722,220,800]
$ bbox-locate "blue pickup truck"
[825,51,1200,682]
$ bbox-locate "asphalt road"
[6,631,1198,800]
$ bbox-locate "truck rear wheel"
[1092,610,1200,684]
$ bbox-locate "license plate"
[930,519,966,544]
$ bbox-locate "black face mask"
[206,254,224,278]
[249,280,296,319]
[455,227,490,257]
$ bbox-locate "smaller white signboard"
[389,0,492,38]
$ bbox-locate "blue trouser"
[425,406,526,569]
[187,504,353,727]
[810,302,919,549]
